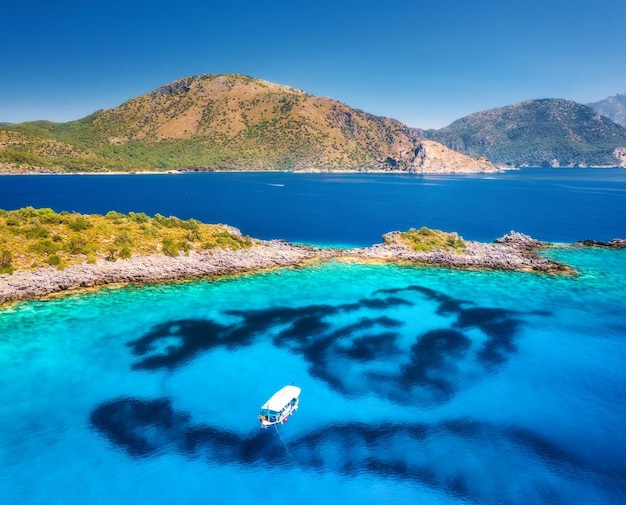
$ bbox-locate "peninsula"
[0,208,575,305]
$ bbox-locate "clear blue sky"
[2,0,625,129]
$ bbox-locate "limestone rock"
[494,231,542,247]
[408,140,499,174]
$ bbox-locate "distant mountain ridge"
[0,74,496,174]
[424,99,626,167]
[588,93,626,128]
[3,76,626,172]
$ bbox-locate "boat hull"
[258,385,300,428]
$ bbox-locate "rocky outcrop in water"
[343,231,570,274]
[0,232,575,305]
[575,238,626,248]
[493,230,541,247]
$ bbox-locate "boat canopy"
[261,385,301,413]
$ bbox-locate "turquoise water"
[1,247,625,504]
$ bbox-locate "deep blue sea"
[1,169,625,245]
[1,169,626,504]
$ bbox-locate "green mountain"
[588,93,626,128]
[424,99,626,168]
[0,74,495,174]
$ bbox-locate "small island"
[0,208,581,305]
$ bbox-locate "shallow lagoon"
[1,246,625,504]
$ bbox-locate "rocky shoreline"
[343,231,574,274]
[0,231,580,306]
[0,240,330,305]
[574,238,626,248]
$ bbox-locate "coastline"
[0,232,575,306]
[4,166,626,179]
[0,168,492,176]
[6,166,626,177]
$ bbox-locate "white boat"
[258,385,300,428]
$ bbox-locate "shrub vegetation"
[0,207,253,273]
[390,226,466,252]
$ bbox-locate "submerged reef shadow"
[89,397,626,504]
[127,284,539,405]
[91,283,620,501]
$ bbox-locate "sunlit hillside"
[0,74,495,173]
